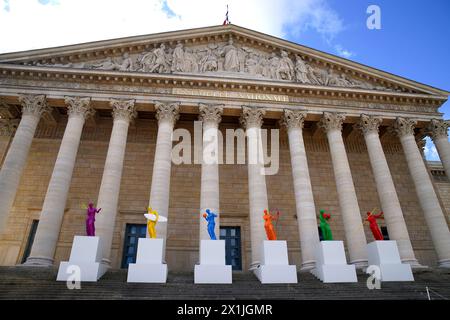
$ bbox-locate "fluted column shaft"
[25,97,93,266]
[148,102,180,257]
[356,114,418,266]
[428,119,450,178]
[393,117,450,268]
[95,100,136,266]
[241,106,268,269]
[199,104,223,241]
[282,109,320,270]
[0,95,49,234]
[319,112,368,267]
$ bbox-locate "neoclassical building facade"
[0,25,449,272]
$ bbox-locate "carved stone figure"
[245,53,259,75]
[171,42,185,72]
[268,52,280,79]
[145,44,170,73]
[92,57,120,71]
[200,47,218,72]
[119,53,133,71]
[184,48,199,73]
[220,38,240,72]
[294,55,309,83]
[276,51,295,81]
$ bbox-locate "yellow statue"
[145,207,159,238]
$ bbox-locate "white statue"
[245,53,259,75]
[220,38,240,72]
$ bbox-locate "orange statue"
[263,209,279,240]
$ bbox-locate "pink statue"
[86,202,101,236]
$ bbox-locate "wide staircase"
[0,266,449,300]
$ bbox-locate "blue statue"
[203,209,218,240]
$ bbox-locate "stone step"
[0,266,449,300]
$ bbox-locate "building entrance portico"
[0,24,449,274]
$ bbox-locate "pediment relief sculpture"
[23,36,400,92]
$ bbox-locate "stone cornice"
[0,64,445,111]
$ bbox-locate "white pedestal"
[254,240,298,284]
[194,240,232,284]
[127,238,168,283]
[367,241,414,282]
[311,241,357,283]
[56,236,108,282]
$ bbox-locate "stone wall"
[0,116,448,269]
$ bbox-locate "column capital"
[18,94,50,117]
[240,106,265,129]
[281,109,306,130]
[198,103,223,125]
[64,96,95,120]
[391,117,417,138]
[426,119,450,141]
[355,114,382,135]
[155,101,180,125]
[110,99,137,122]
[0,118,19,136]
[318,111,345,132]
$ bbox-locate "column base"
[402,259,428,270]
[22,256,54,267]
[299,260,316,272]
[438,259,450,269]
[350,259,369,269]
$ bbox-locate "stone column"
[0,95,49,234]
[240,106,268,270]
[95,99,136,266]
[392,117,450,268]
[148,102,180,252]
[281,109,320,270]
[318,112,368,267]
[355,114,419,266]
[25,97,94,266]
[427,119,450,177]
[198,103,223,241]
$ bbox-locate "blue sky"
[0,0,448,159]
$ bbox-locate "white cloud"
[0,0,351,56]
[424,137,440,161]
[334,44,354,59]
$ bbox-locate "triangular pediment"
[0,24,448,97]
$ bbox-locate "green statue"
[319,209,333,241]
